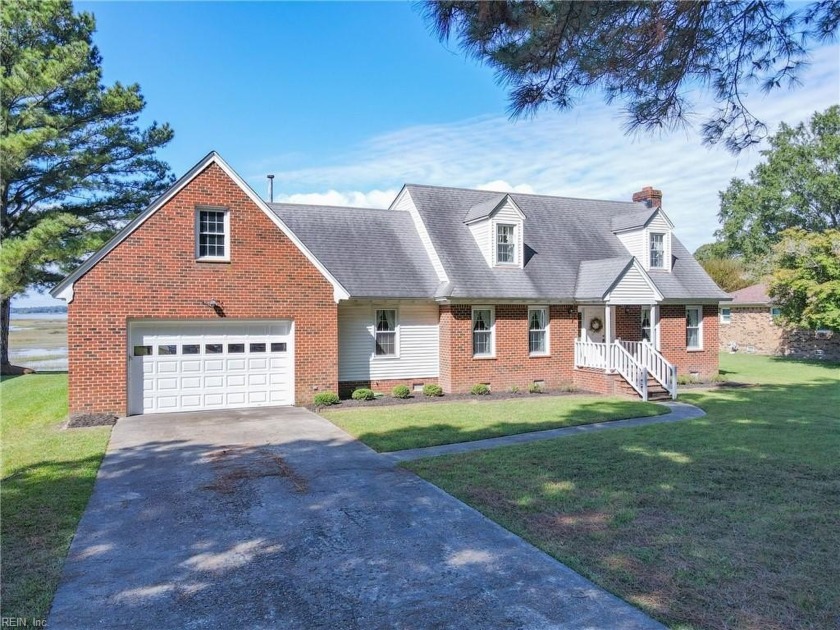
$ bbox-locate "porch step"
[617,378,672,401]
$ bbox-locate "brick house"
[51,152,727,416]
[720,284,839,360]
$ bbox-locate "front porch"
[574,304,677,401]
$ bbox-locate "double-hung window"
[720,307,731,324]
[196,208,229,260]
[496,224,515,264]
[472,307,494,357]
[686,306,703,350]
[641,307,652,341]
[649,233,665,269]
[770,306,781,320]
[528,307,549,355]
[374,309,397,357]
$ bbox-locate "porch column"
[605,304,615,371]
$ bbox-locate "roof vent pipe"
[267,174,275,203]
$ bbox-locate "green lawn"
[406,355,840,629]
[320,395,667,452]
[0,374,111,622]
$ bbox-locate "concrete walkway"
[389,401,705,462]
[49,406,663,629]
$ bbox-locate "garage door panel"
[130,320,294,414]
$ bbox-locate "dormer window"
[649,233,665,269]
[496,224,516,264]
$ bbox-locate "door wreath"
[589,317,603,332]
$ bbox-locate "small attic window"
[649,233,665,269]
[496,224,516,264]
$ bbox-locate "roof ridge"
[405,183,642,207]
[269,202,405,213]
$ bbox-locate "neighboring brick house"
[51,152,727,416]
[720,284,839,360]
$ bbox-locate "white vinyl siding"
[605,263,661,304]
[615,210,672,271]
[468,220,493,266]
[528,306,549,355]
[338,301,439,380]
[616,229,645,261]
[686,306,703,350]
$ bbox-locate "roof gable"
[611,207,675,233]
[463,193,525,224]
[50,152,351,302]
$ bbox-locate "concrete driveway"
[49,407,661,629]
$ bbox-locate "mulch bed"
[66,412,118,428]
[309,388,588,411]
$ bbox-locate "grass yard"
[0,374,111,622]
[320,395,667,452]
[406,355,840,629]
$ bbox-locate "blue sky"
[18,1,840,307]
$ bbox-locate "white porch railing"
[574,340,609,370]
[611,342,648,399]
[617,340,677,399]
[574,339,678,400]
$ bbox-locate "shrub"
[423,384,443,397]
[313,391,340,407]
[351,388,376,401]
[470,383,490,395]
[509,385,520,394]
[557,381,578,393]
[528,382,543,394]
[391,384,411,399]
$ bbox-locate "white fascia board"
[50,151,351,303]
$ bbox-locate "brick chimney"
[632,186,662,209]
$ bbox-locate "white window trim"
[769,306,782,321]
[686,305,703,351]
[648,231,666,269]
[720,307,732,324]
[641,306,653,342]
[471,305,496,359]
[372,307,399,360]
[642,227,671,272]
[528,306,550,356]
[195,207,230,262]
[493,222,518,266]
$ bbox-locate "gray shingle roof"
[405,184,728,301]
[463,194,506,223]
[611,208,658,232]
[268,203,440,298]
[574,256,633,300]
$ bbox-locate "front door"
[581,307,606,343]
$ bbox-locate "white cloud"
[275,188,398,209]
[476,180,536,194]
[249,43,839,253]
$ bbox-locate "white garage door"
[128,320,294,415]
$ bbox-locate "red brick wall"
[572,367,622,395]
[659,304,719,379]
[615,306,643,341]
[438,304,578,393]
[68,162,338,415]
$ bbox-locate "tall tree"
[0,0,174,373]
[769,228,840,330]
[423,1,839,152]
[716,105,840,263]
[698,257,753,293]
